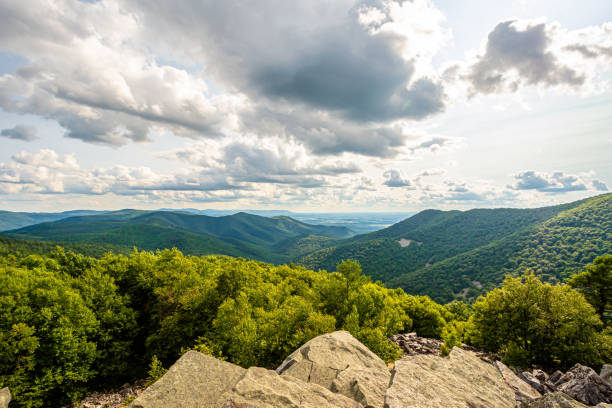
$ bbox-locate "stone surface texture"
[524,392,589,408]
[131,351,246,408]
[0,388,10,408]
[222,366,362,408]
[495,361,542,401]
[128,331,610,408]
[384,347,518,408]
[555,364,612,406]
[276,330,390,407]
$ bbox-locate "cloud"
[466,20,584,95]
[449,20,612,96]
[416,168,446,177]
[161,138,361,188]
[408,135,457,154]
[0,0,449,157]
[592,179,609,191]
[1,125,38,141]
[508,170,603,193]
[131,0,447,122]
[12,149,79,170]
[383,169,413,187]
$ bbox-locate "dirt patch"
[397,238,423,248]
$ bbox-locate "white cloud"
[383,169,414,188]
[508,170,605,193]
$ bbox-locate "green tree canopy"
[470,272,609,370]
[567,254,611,325]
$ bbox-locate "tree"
[336,259,369,300]
[470,272,604,370]
[567,254,611,325]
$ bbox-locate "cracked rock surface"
[276,330,390,408]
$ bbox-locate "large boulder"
[131,351,246,408]
[276,331,390,407]
[555,364,612,406]
[0,388,10,408]
[524,392,588,408]
[222,366,362,408]
[384,347,519,408]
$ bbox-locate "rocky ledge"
[125,331,612,408]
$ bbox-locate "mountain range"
[1,193,610,303]
[2,210,354,263]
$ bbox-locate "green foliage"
[440,323,462,357]
[1,237,609,405]
[0,266,99,406]
[470,272,605,371]
[145,356,167,386]
[567,254,611,324]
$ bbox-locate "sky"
[0,0,610,212]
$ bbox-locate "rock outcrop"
[129,331,608,408]
[389,332,442,356]
[524,392,589,408]
[0,388,10,408]
[131,351,246,408]
[384,347,530,408]
[223,366,361,408]
[495,361,542,402]
[276,331,390,408]
[555,364,612,406]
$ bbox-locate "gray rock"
[130,351,246,408]
[389,332,442,356]
[524,392,588,408]
[550,371,564,385]
[534,369,549,383]
[556,364,612,406]
[601,365,612,383]
[331,366,390,408]
[384,347,518,408]
[222,366,362,408]
[495,361,541,401]
[0,388,10,408]
[277,330,390,407]
[521,371,549,395]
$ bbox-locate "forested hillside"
[389,193,612,302]
[299,194,611,302]
[0,210,106,231]
[2,210,353,263]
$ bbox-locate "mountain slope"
[298,194,610,302]
[3,210,353,262]
[298,199,584,281]
[0,210,107,231]
[388,193,612,302]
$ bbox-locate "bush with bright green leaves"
[470,271,611,370]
